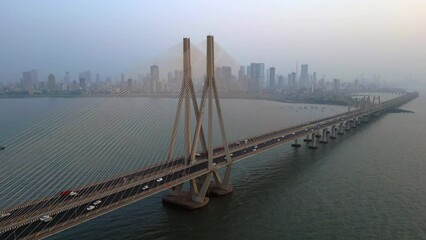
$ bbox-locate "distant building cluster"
[0,63,391,97]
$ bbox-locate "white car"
[156,178,163,182]
[40,215,52,222]
[195,153,201,157]
[253,148,257,151]
[292,132,295,135]
[86,205,95,211]
[0,212,11,218]
[69,191,78,196]
[142,185,149,190]
[254,145,258,149]
[93,200,102,205]
[277,139,281,142]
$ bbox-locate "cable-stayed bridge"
[0,36,418,240]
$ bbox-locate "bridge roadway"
[0,92,417,239]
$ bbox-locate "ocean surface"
[0,92,424,240]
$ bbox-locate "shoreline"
[0,92,349,106]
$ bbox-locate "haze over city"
[1,1,426,240]
[1,0,425,87]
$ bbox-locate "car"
[292,132,295,135]
[0,212,11,218]
[156,177,163,182]
[0,146,5,150]
[212,162,217,166]
[277,139,281,142]
[195,153,201,157]
[93,200,102,205]
[230,153,233,156]
[60,190,78,197]
[253,148,257,151]
[86,205,95,211]
[40,215,52,222]
[254,145,258,149]
[69,191,78,196]
[142,185,149,190]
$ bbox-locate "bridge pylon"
[163,36,233,210]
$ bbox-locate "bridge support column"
[208,165,233,196]
[330,125,337,139]
[303,134,312,142]
[315,131,321,138]
[337,123,344,135]
[353,118,357,126]
[320,128,329,143]
[291,138,301,148]
[163,36,232,210]
[345,121,351,131]
[309,132,318,149]
[163,172,212,209]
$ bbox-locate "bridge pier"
[337,123,344,135]
[303,134,312,142]
[320,128,329,143]
[208,165,233,196]
[309,132,319,149]
[357,117,362,125]
[345,121,351,131]
[330,125,337,139]
[315,131,321,138]
[351,119,357,128]
[162,172,212,209]
[291,138,301,148]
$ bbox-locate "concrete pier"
[337,123,344,135]
[208,183,233,196]
[330,125,337,139]
[303,134,312,142]
[320,128,329,143]
[291,138,301,148]
[309,132,319,149]
[345,121,351,131]
[162,192,210,210]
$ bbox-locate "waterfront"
[0,93,425,239]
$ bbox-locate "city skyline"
[1,0,425,87]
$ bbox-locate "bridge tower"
[163,36,233,209]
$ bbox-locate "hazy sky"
[1,0,425,86]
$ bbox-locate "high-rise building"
[64,72,70,83]
[79,70,91,91]
[269,67,276,90]
[278,75,284,89]
[299,64,309,87]
[21,69,38,92]
[150,65,159,93]
[238,66,246,82]
[333,78,341,92]
[288,72,297,89]
[248,63,265,92]
[47,74,56,91]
